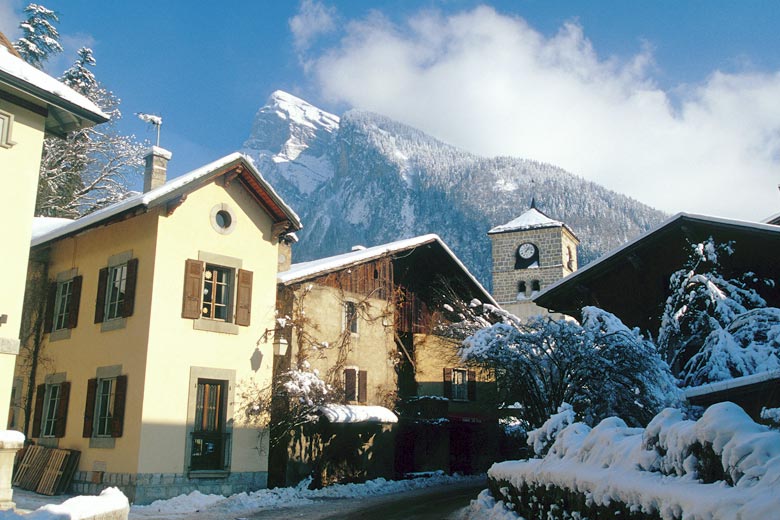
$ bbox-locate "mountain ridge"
[242,91,666,289]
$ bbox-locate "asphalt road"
[245,478,487,520]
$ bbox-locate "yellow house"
[0,33,107,436]
[273,235,497,485]
[16,151,300,503]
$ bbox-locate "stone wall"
[70,470,267,505]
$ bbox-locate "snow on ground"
[131,472,478,518]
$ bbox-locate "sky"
[2,1,780,221]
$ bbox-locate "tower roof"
[488,207,577,238]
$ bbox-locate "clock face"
[518,243,536,259]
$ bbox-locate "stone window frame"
[100,251,134,332]
[192,252,242,335]
[184,366,235,478]
[89,364,123,449]
[209,203,237,235]
[343,300,359,335]
[41,372,67,439]
[50,268,79,341]
[0,109,16,149]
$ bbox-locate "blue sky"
[2,1,780,220]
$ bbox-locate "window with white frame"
[95,378,116,437]
[202,264,233,321]
[104,264,127,321]
[452,368,468,401]
[41,384,62,437]
[53,280,74,331]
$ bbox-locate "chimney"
[143,146,172,192]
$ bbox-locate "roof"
[318,405,398,424]
[0,32,21,59]
[684,370,780,399]
[488,207,578,239]
[0,43,108,136]
[534,212,780,330]
[32,153,301,247]
[279,234,496,305]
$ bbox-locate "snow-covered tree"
[13,3,63,69]
[239,362,332,447]
[35,47,145,217]
[460,307,679,429]
[657,238,779,386]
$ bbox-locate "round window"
[215,210,232,229]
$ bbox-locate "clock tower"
[488,203,579,319]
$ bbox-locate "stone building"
[488,203,579,320]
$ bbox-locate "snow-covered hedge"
[487,402,780,519]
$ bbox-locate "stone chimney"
[143,146,172,192]
[277,233,298,273]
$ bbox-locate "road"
[246,479,487,520]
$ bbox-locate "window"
[95,255,138,325]
[32,379,70,439]
[182,258,253,329]
[452,369,468,401]
[443,368,476,401]
[83,372,127,442]
[531,280,541,292]
[190,379,229,471]
[45,274,82,334]
[202,265,232,321]
[0,109,15,148]
[344,301,358,334]
[343,368,367,403]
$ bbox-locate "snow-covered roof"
[488,207,577,239]
[318,404,398,424]
[0,45,108,133]
[684,369,780,399]
[31,153,301,247]
[536,212,780,303]
[31,216,74,242]
[278,234,496,305]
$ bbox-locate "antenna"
[136,113,163,147]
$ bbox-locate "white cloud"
[307,6,780,221]
[289,0,337,53]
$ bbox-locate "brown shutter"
[83,378,97,437]
[44,282,57,333]
[111,375,127,438]
[344,369,357,402]
[182,259,203,319]
[121,258,138,318]
[68,276,82,329]
[467,370,477,401]
[94,268,108,323]
[55,382,70,438]
[31,384,45,438]
[358,370,368,403]
[443,368,453,399]
[235,269,253,326]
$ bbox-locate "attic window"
[0,110,16,149]
[210,204,237,235]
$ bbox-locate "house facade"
[272,235,499,486]
[0,33,107,434]
[15,152,300,503]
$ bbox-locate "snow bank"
[0,487,129,520]
[489,402,780,519]
[318,404,398,424]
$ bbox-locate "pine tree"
[658,238,780,386]
[35,47,145,217]
[13,3,63,69]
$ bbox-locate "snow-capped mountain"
[242,91,666,288]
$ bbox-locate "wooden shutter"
[358,370,368,403]
[94,268,108,323]
[344,369,357,402]
[443,368,453,399]
[68,276,82,329]
[55,382,70,438]
[44,282,57,333]
[235,269,253,326]
[83,378,97,437]
[111,375,127,438]
[182,259,203,319]
[121,258,138,318]
[467,370,477,401]
[31,384,45,438]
